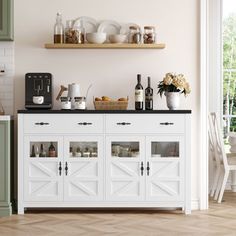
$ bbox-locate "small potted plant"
[157,73,191,110]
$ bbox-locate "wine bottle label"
[135,90,143,102]
[145,94,153,100]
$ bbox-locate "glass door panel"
[151,142,179,158]
[30,141,58,158]
[69,141,98,158]
[111,142,139,158]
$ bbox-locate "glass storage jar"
[60,97,71,110]
[143,26,156,44]
[128,26,142,44]
[74,97,86,110]
[65,20,85,44]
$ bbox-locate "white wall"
[14,0,200,208]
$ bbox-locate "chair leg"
[210,167,220,197]
[217,170,229,203]
[214,171,224,201]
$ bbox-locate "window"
[223,0,236,135]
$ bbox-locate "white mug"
[33,96,44,104]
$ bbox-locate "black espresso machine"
[25,73,52,109]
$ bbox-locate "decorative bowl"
[86,33,106,44]
[109,34,127,44]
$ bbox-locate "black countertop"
[18,110,191,114]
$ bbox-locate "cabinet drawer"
[105,114,185,134]
[23,114,104,134]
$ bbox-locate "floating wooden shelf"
[44,43,166,49]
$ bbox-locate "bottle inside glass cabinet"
[48,142,56,157]
[54,12,64,44]
[39,144,47,157]
[31,145,36,157]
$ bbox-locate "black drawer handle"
[58,162,62,176]
[160,122,174,126]
[117,122,131,126]
[65,162,68,176]
[141,162,144,176]
[147,161,150,176]
[35,122,49,126]
[78,122,92,126]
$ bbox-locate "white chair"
[208,126,220,197]
[209,112,236,203]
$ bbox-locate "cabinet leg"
[184,207,191,215]
[17,205,24,215]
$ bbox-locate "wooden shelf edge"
[44,43,166,49]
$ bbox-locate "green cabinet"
[0,0,13,41]
[0,119,12,216]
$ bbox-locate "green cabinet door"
[0,0,13,41]
[0,120,12,216]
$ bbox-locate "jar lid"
[66,20,74,28]
[60,96,71,101]
[144,26,155,30]
[129,26,139,30]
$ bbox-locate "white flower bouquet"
[157,73,191,97]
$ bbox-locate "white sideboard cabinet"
[18,110,191,214]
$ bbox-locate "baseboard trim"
[0,206,12,217]
[191,199,200,210]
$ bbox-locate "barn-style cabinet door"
[63,136,104,201]
[106,136,145,201]
[24,136,64,202]
[145,136,185,202]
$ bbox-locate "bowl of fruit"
[94,96,128,110]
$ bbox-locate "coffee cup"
[33,96,44,104]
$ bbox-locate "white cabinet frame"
[18,113,191,214]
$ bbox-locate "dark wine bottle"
[145,77,153,110]
[135,74,143,110]
[48,142,56,157]
[39,144,47,157]
[31,145,36,157]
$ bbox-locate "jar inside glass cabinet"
[143,26,156,44]
[128,26,142,44]
[65,20,85,44]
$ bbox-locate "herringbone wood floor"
[1,192,236,236]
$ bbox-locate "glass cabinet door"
[145,136,184,202]
[64,136,103,201]
[24,136,63,202]
[106,136,145,201]
[151,141,179,158]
